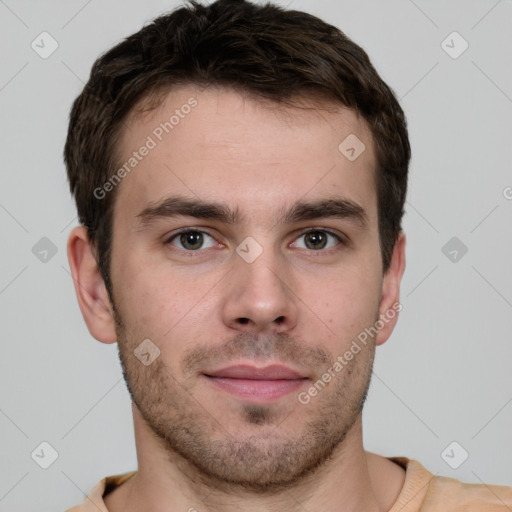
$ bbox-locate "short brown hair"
[64,0,410,300]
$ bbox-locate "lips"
[202,364,309,403]
[204,364,306,380]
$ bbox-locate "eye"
[165,229,217,251]
[292,229,343,251]
[164,228,345,253]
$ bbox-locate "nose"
[221,246,299,335]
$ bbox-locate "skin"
[68,85,407,512]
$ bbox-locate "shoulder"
[387,456,512,511]
[425,472,512,510]
[65,471,136,512]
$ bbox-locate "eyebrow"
[135,194,369,229]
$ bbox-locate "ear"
[67,225,117,344]
[375,231,406,346]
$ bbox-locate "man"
[64,0,512,510]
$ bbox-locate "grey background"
[0,0,511,510]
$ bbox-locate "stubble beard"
[113,305,377,494]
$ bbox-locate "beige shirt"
[65,456,512,511]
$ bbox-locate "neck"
[105,406,404,512]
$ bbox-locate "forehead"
[113,85,377,228]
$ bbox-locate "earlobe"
[375,231,406,346]
[67,226,118,344]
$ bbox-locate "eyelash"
[164,227,347,254]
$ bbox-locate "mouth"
[202,364,309,403]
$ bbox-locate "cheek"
[119,259,218,347]
[130,282,188,336]
[310,265,381,337]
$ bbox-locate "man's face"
[108,86,388,490]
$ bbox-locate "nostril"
[238,318,250,324]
